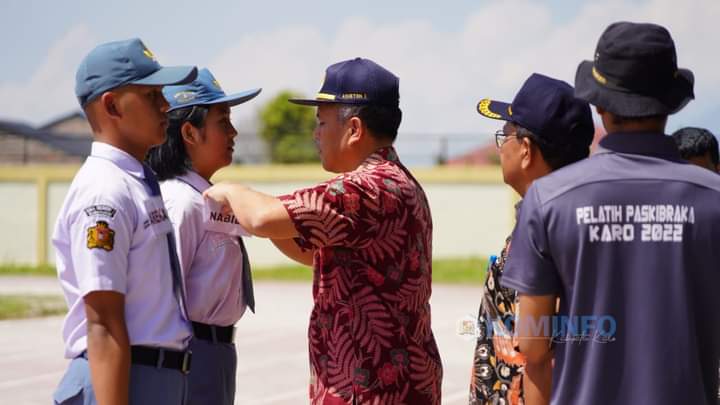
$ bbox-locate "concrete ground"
[0,278,481,404]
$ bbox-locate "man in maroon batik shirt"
[203,58,443,404]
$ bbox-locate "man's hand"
[203,182,298,239]
[84,290,130,405]
[203,183,233,212]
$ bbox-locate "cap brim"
[213,88,262,107]
[133,66,198,86]
[575,60,694,116]
[476,98,512,121]
[166,88,263,112]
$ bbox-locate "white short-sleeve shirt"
[53,142,191,358]
[160,170,247,327]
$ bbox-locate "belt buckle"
[181,350,192,374]
[230,326,237,343]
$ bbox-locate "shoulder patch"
[84,205,117,218]
[87,221,115,251]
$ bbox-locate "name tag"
[143,196,173,237]
[202,199,250,236]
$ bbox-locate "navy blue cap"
[289,58,399,107]
[75,38,198,107]
[477,73,594,146]
[163,68,262,112]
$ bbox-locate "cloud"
[0,25,97,125]
[2,0,717,148]
[207,0,719,142]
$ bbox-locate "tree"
[258,90,318,163]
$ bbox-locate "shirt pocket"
[206,232,240,253]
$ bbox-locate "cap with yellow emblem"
[477,73,594,146]
[288,57,399,108]
[75,38,198,107]
[162,68,262,112]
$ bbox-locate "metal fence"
[230,133,497,167]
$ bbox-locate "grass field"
[252,256,488,284]
[0,257,489,284]
[0,294,66,320]
[0,258,488,319]
[0,264,56,276]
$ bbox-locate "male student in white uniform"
[52,38,197,405]
[145,68,261,405]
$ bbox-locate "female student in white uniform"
[146,68,261,405]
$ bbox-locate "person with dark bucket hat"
[52,38,198,405]
[502,22,720,404]
[146,68,261,405]
[469,73,593,405]
[202,58,444,404]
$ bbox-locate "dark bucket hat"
[575,21,694,117]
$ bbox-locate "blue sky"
[2,0,588,81]
[1,0,717,163]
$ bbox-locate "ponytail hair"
[146,105,209,181]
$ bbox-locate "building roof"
[38,111,87,131]
[0,119,91,158]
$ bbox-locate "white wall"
[3,180,515,266]
[0,182,38,263]
[46,182,70,264]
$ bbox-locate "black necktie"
[238,237,255,313]
[141,164,190,321]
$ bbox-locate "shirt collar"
[177,170,211,193]
[514,200,523,215]
[90,142,145,178]
[366,146,400,165]
[598,132,681,160]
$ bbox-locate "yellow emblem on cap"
[143,49,156,61]
[212,78,222,90]
[592,67,607,85]
[477,99,501,119]
[87,221,115,251]
[508,105,513,116]
[316,93,336,101]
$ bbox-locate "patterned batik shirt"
[469,235,526,405]
[279,146,443,405]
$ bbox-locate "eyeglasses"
[494,129,519,148]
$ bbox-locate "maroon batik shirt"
[279,146,443,405]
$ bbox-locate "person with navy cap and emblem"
[145,68,261,405]
[469,73,593,405]
[52,38,197,405]
[502,22,720,404]
[203,58,443,404]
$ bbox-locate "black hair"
[146,105,209,181]
[516,126,591,170]
[671,127,719,165]
[338,104,402,142]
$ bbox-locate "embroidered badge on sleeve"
[86,221,116,251]
[83,205,117,218]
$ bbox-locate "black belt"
[79,346,192,374]
[131,346,192,374]
[192,321,236,344]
